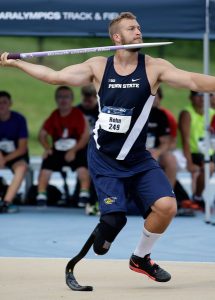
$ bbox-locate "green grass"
[1,37,215,155]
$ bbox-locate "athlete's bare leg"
[145,196,177,233]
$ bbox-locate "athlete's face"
[0,97,11,117]
[114,19,143,46]
[55,89,73,111]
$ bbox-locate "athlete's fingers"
[0,52,16,66]
[0,52,8,65]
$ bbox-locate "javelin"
[7,42,173,60]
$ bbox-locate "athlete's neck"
[115,50,138,65]
[114,50,139,76]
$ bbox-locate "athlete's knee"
[153,197,177,219]
[93,212,127,255]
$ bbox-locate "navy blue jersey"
[93,53,155,164]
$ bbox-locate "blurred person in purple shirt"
[0,91,29,213]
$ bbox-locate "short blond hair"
[109,12,136,39]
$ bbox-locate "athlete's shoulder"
[85,56,107,66]
[145,55,175,69]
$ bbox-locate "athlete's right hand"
[0,52,17,67]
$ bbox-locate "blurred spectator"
[0,91,29,213]
[36,86,90,207]
[77,84,100,215]
[77,85,99,134]
[178,91,215,210]
[147,90,177,188]
[157,88,177,150]
[148,88,195,216]
[210,92,215,111]
[210,93,215,152]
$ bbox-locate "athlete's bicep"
[158,59,193,89]
[56,61,94,86]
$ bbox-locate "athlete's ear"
[112,33,121,44]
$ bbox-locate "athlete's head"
[55,86,74,112]
[0,91,12,118]
[81,84,97,110]
[109,12,142,49]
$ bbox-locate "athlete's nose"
[135,28,141,37]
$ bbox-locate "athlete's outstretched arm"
[157,58,215,92]
[0,52,95,86]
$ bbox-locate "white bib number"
[54,138,76,151]
[99,106,133,134]
[0,140,16,153]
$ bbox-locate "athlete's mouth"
[134,38,143,43]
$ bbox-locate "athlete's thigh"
[91,174,127,215]
[131,167,175,218]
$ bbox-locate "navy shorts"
[90,167,175,218]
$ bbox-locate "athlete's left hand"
[65,148,76,162]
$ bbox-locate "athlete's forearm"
[13,60,60,85]
[190,73,215,93]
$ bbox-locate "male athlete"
[1,12,215,282]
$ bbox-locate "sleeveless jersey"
[93,53,155,164]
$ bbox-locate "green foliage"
[0,37,215,155]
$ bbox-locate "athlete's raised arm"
[156,58,215,92]
[0,52,100,86]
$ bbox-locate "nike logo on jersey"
[132,78,141,82]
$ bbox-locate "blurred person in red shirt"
[37,86,90,207]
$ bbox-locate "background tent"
[0,0,215,38]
